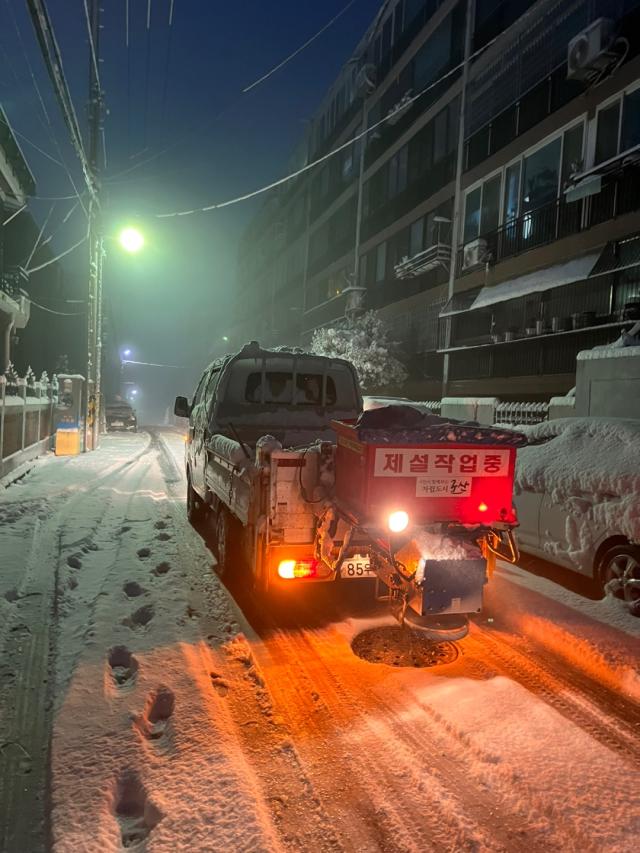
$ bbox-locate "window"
[621,89,640,154]
[245,372,337,406]
[595,90,640,166]
[480,174,501,234]
[410,217,424,257]
[375,242,387,282]
[463,174,501,242]
[561,123,584,185]
[463,186,481,244]
[341,149,354,180]
[522,137,561,212]
[412,14,452,91]
[389,146,408,196]
[503,161,520,223]
[595,101,620,165]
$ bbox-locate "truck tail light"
[478,502,488,513]
[277,558,323,579]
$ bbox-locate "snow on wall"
[577,344,640,361]
[515,418,640,570]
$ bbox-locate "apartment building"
[234,0,640,400]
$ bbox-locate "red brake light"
[478,502,488,513]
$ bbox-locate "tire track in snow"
[263,626,558,853]
[465,628,640,766]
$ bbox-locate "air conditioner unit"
[567,18,615,80]
[462,238,488,271]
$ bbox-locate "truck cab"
[175,341,361,514]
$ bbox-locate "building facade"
[234,0,640,400]
[0,104,34,372]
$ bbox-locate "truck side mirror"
[174,396,191,418]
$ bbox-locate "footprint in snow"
[135,686,175,740]
[120,525,132,534]
[152,562,171,576]
[67,555,82,569]
[122,604,154,629]
[210,672,229,697]
[114,769,162,848]
[123,581,145,598]
[136,547,151,559]
[108,646,139,689]
[156,532,171,542]
[153,520,168,530]
[3,588,19,603]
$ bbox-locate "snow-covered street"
[1,431,639,853]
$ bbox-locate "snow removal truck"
[174,342,526,640]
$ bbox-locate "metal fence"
[1,366,58,479]
[494,401,550,426]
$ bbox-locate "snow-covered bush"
[310,311,407,391]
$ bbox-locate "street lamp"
[118,226,145,254]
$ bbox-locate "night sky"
[1,0,381,421]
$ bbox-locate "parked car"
[513,418,640,605]
[105,399,137,432]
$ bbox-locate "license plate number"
[340,555,375,579]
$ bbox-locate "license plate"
[340,555,375,579]
[111,421,124,426]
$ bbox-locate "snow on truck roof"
[202,341,357,376]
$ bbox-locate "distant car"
[362,395,434,413]
[513,418,640,604]
[105,400,137,432]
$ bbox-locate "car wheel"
[212,507,244,581]
[599,543,640,608]
[186,472,206,526]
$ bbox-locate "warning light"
[478,502,488,513]
[277,558,320,579]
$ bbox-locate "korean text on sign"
[374,448,510,478]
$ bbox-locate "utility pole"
[86,0,104,451]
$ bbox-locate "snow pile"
[208,434,251,467]
[515,418,640,570]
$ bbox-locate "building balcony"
[456,163,640,277]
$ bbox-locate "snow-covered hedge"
[310,311,407,392]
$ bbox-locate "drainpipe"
[442,0,475,394]
[352,94,369,296]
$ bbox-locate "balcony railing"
[1,268,28,301]
[457,164,640,276]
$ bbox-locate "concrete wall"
[575,347,640,419]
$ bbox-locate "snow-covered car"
[105,401,137,432]
[363,395,433,413]
[514,418,640,605]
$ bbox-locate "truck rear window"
[245,372,337,406]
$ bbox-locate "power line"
[155,55,468,218]
[0,113,64,168]
[154,0,546,223]
[29,297,85,316]
[243,0,359,93]
[25,0,98,205]
[82,0,101,89]
[24,202,54,267]
[25,228,88,274]
[2,204,27,226]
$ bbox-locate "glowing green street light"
[118,226,145,253]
